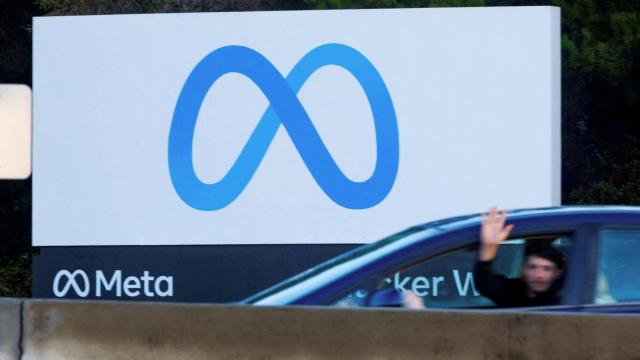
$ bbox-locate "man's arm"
[473,207,518,306]
[479,207,514,261]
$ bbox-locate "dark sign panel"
[33,245,356,302]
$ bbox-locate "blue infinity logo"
[168,44,399,211]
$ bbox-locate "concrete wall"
[0,299,20,360]
[1,298,639,359]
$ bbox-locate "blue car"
[244,206,640,312]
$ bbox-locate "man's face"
[523,255,562,293]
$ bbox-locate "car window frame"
[561,224,599,305]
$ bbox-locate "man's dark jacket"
[473,260,562,307]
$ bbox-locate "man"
[473,207,565,307]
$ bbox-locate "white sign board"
[33,7,561,246]
[0,84,31,179]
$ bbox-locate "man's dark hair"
[524,243,564,269]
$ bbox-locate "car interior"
[334,235,573,309]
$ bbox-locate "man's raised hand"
[479,207,514,261]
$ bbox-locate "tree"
[558,0,640,204]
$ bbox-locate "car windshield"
[243,226,427,304]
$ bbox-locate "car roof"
[413,205,640,233]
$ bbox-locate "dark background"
[1,0,639,297]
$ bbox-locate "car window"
[334,236,571,309]
[594,229,640,304]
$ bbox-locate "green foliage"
[34,0,270,14]
[0,1,44,84]
[306,0,484,9]
[557,0,640,204]
[34,0,188,15]
[0,180,31,297]
[0,249,34,297]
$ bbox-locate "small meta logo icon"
[52,269,173,298]
[53,270,90,297]
[168,43,399,211]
